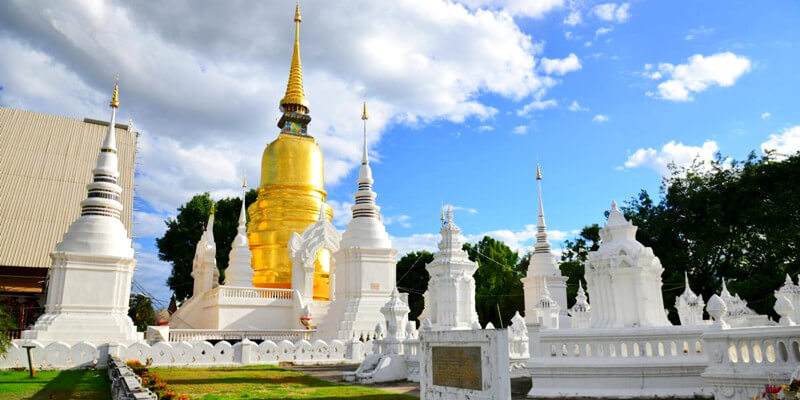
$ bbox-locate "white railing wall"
[702,325,800,400]
[166,328,313,343]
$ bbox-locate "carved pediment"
[288,207,342,268]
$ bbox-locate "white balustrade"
[168,329,313,343]
[702,325,800,400]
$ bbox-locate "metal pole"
[22,345,35,377]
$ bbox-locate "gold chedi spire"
[280,3,309,114]
[249,3,330,299]
[361,101,368,120]
[110,75,120,108]
[536,163,542,180]
[210,202,215,215]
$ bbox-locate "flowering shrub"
[126,360,190,399]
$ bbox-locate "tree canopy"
[463,236,527,328]
[157,190,257,301]
[396,251,434,323]
[562,153,800,321]
[128,293,156,332]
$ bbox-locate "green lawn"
[0,369,110,400]
[153,365,417,400]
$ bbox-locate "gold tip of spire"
[242,168,247,188]
[361,101,368,120]
[110,75,120,108]
[536,164,542,180]
[210,202,215,215]
[440,207,445,222]
[280,3,309,112]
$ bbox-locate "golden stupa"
[247,3,333,300]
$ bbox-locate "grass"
[0,369,110,400]
[153,365,418,400]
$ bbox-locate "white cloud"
[477,125,494,131]
[584,41,593,47]
[457,0,565,18]
[563,10,582,26]
[392,225,576,257]
[593,3,630,23]
[623,140,720,175]
[648,52,752,102]
[593,114,609,123]
[517,99,558,115]
[761,126,800,160]
[132,251,174,306]
[540,53,582,76]
[685,25,714,41]
[0,0,558,215]
[385,214,412,228]
[326,199,354,228]
[513,125,528,134]
[391,233,440,255]
[761,112,771,119]
[133,211,172,238]
[568,100,588,112]
[595,26,613,38]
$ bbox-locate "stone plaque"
[431,346,482,390]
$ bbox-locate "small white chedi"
[420,206,480,330]
[22,82,141,343]
[584,201,671,328]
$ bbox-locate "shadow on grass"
[165,375,320,386]
[29,369,109,400]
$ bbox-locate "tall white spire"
[351,101,380,220]
[224,172,254,287]
[534,164,551,254]
[80,77,123,220]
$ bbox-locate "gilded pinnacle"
[110,76,120,108]
[536,164,542,180]
[210,202,215,215]
[280,3,309,113]
[242,168,248,188]
[362,101,368,120]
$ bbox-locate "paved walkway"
[285,364,533,399]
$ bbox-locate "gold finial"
[210,202,215,215]
[536,163,542,180]
[440,204,445,222]
[361,101,368,120]
[110,74,120,108]
[242,168,247,188]
[280,3,309,113]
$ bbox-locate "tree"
[463,236,525,328]
[559,224,600,308]
[0,305,16,356]
[621,153,800,320]
[128,294,156,332]
[157,190,258,301]
[562,153,800,322]
[396,251,434,323]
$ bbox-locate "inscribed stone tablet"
[431,346,482,390]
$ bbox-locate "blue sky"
[1,0,799,308]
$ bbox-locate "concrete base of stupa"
[22,312,142,344]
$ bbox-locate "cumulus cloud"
[623,140,720,175]
[761,112,771,119]
[595,26,613,38]
[647,52,752,102]
[568,100,588,112]
[563,10,582,26]
[513,125,529,134]
[457,0,565,18]
[384,214,412,228]
[593,3,630,23]
[761,126,800,160]
[477,125,494,131]
[540,53,582,75]
[517,99,558,115]
[0,0,557,216]
[593,114,609,123]
[133,211,172,238]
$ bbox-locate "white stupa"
[224,176,254,287]
[422,206,480,330]
[522,164,569,325]
[323,102,399,340]
[584,201,671,328]
[22,80,141,343]
[675,272,705,326]
[192,207,219,296]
